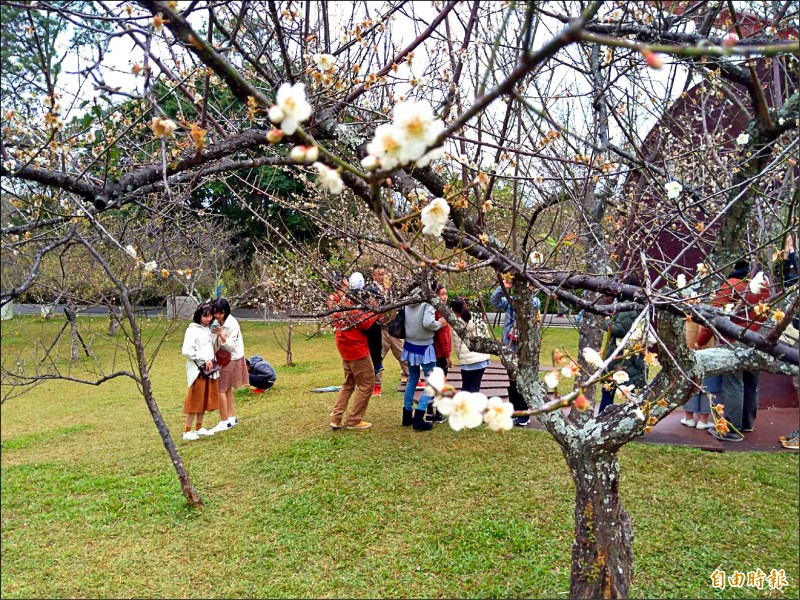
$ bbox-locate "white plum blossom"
[616,384,635,399]
[360,154,379,171]
[736,132,750,145]
[110,111,122,124]
[435,391,488,431]
[665,181,683,199]
[312,162,344,194]
[723,303,735,314]
[362,100,444,171]
[269,82,312,135]
[366,124,404,170]
[415,145,444,167]
[612,371,630,385]
[582,347,605,369]
[305,146,320,162]
[633,407,645,421]
[143,261,158,272]
[125,245,137,258]
[420,197,450,237]
[544,370,560,390]
[290,145,318,163]
[483,397,514,431]
[393,100,444,164]
[696,262,708,278]
[676,273,687,290]
[425,366,447,396]
[529,251,543,265]
[749,271,766,294]
[313,53,336,71]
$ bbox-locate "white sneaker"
[211,420,232,433]
[182,430,200,441]
[680,418,696,428]
[696,421,714,430]
[195,427,215,437]
[227,417,238,427]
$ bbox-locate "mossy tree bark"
[567,448,633,599]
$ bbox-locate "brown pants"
[331,355,375,427]
[377,327,408,384]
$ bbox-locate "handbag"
[215,349,232,366]
[386,308,406,339]
[200,360,221,377]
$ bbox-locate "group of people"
[328,264,537,431]
[184,240,798,447]
[680,246,798,446]
[588,255,797,447]
[180,298,276,441]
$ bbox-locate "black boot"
[402,409,413,426]
[413,409,433,431]
[425,402,446,423]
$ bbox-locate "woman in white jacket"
[450,299,491,393]
[181,302,220,440]
[211,298,248,432]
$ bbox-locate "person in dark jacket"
[490,280,541,426]
[598,275,647,414]
[360,277,385,397]
[247,355,276,393]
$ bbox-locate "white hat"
[348,272,365,290]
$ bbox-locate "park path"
[397,363,799,454]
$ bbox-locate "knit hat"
[348,272,365,290]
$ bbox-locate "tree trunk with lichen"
[567,448,633,599]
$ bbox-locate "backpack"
[386,307,406,339]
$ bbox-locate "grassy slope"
[1,317,797,598]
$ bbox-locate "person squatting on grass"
[181,302,220,441]
[247,355,276,392]
[329,272,378,431]
[450,299,491,394]
[212,298,247,432]
[401,295,446,431]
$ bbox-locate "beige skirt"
[184,375,220,414]
[219,356,249,393]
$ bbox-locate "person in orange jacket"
[694,260,771,442]
[328,272,379,431]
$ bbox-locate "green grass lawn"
[1,317,797,598]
